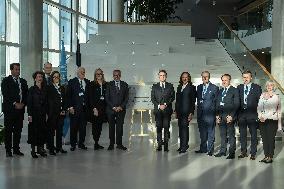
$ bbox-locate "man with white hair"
[67,67,91,151]
[43,62,52,85]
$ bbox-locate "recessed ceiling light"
[262,51,265,54]
[244,54,247,57]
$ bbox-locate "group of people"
[1,63,282,164]
[1,63,129,158]
[151,70,281,164]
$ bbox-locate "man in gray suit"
[196,71,219,156]
[105,70,129,151]
[151,70,175,152]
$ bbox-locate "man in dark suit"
[151,70,175,152]
[43,62,52,85]
[237,70,262,160]
[196,71,219,156]
[215,74,240,159]
[105,70,129,151]
[67,67,90,151]
[175,72,196,153]
[1,63,28,157]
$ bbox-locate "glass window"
[7,0,19,43]
[43,3,48,48]
[87,20,98,40]
[80,0,87,15]
[0,0,5,41]
[78,16,87,43]
[43,51,60,67]
[6,46,19,74]
[0,44,6,80]
[60,10,72,52]
[88,0,98,19]
[60,0,72,8]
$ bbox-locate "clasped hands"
[112,106,123,112]
[216,115,233,124]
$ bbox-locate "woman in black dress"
[27,71,47,158]
[47,71,67,155]
[88,68,108,150]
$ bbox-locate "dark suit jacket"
[175,83,196,118]
[1,75,28,117]
[216,86,240,121]
[197,82,219,122]
[151,82,175,115]
[47,84,66,119]
[66,77,90,117]
[237,83,262,120]
[88,81,108,122]
[105,80,129,114]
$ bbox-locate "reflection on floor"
[0,122,283,189]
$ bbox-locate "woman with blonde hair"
[88,68,108,150]
[257,80,282,163]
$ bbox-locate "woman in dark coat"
[175,72,196,153]
[27,71,47,158]
[46,71,67,155]
[88,68,108,150]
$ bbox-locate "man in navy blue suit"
[196,71,219,156]
[67,67,90,151]
[215,74,240,159]
[237,70,262,160]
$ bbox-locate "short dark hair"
[32,71,45,80]
[10,63,20,70]
[242,70,252,77]
[158,69,167,76]
[179,72,192,85]
[113,69,121,76]
[221,73,231,80]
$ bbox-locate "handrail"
[238,0,270,16]
[218,15,284,94]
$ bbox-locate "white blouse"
[257,93,282,130]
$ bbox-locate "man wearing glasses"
[105,70,129,151]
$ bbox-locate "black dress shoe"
[70,146,76,151]
[31,151,38,158]
[107,145,114,150]
[179,150,187,154]
[49,151,56,156]
[6,151,13,157]
[259,158,267,163]
[238,153,248,159]
[265,159,273,164]
[195,150,207,154]
[214,152,226,157]
[226,153,235,159]
[177,148,181,152]
[78,145,88,150]
[250,155,256,160]
[56,148,67,153]
[156,145,162,151]
[116,145,127,151]
[13,150,24,156]
[94,144,104,150]
[207,152,213,156]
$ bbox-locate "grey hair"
[265,80,277,92]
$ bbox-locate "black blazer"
[237,83,262,120]
[47,84,66,118]
[196,82,219,122]
[27,85,48,116]
[175,83,196,117]
[216,86,240,120]
[66,77,90,116]
[88,81,107,121]
[151,82,175,115]
[105,80,129,114]
[1,75,28,116]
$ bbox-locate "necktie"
[202,85,207,99]
[80,80,84,91]
[14,78,22,102]
[245,85,248,95]
[115,81,120,93]
[244,85,249,104]
[161,83,165,92]
[221,88,227,102]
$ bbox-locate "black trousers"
[238,116,258,156]
[259,120,278,157]
[155,111,171,144]
[4,113,23,152]
[70,109,87,147]
[178,115,189,150]
[92,119,103,143]
[47,115,64,150]
[108,111,126,145]
[219,120,236,154]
